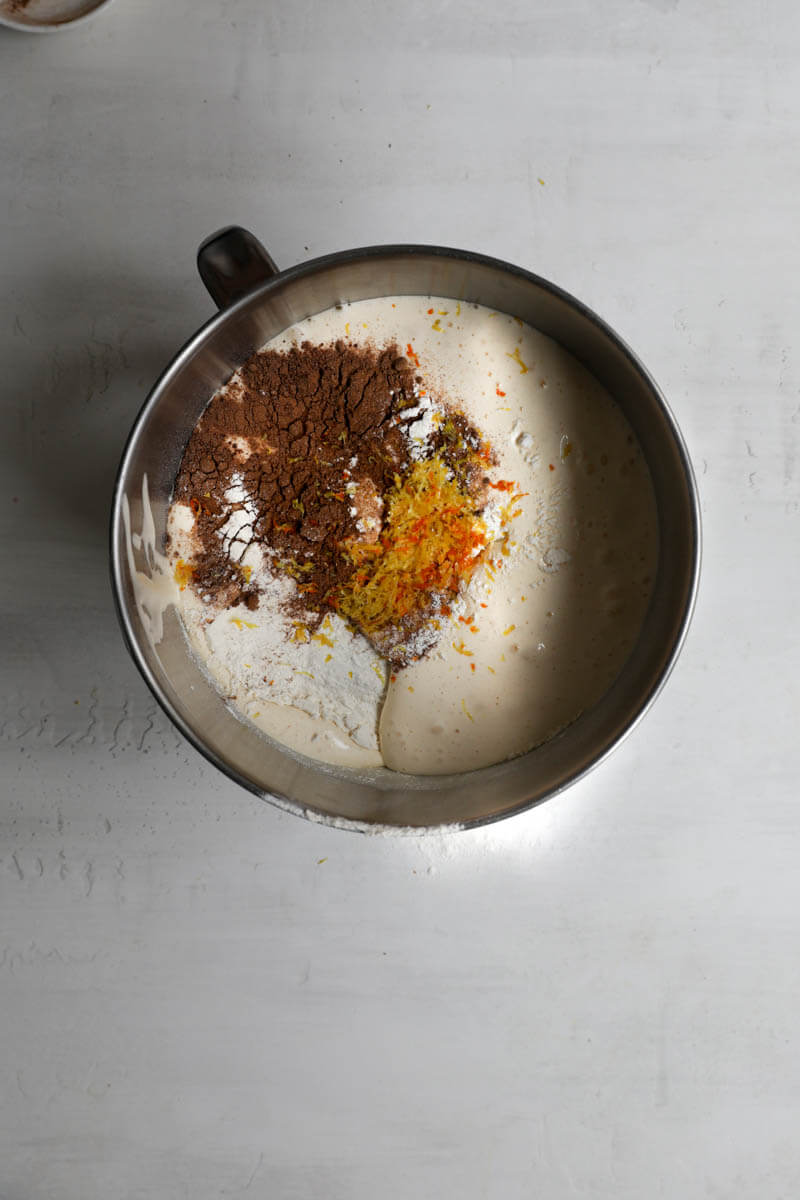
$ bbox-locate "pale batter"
[141,296,658,774]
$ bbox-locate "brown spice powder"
[172,338,490,661]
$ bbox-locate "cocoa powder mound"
[173,340,421,619]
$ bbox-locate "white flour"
[167,498,386,768]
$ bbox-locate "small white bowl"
[0,0,114,32]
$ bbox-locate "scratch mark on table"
[73,687,99,747]
[242,1152,264,1192]
[137,704,156,752]
[109,695,131,754]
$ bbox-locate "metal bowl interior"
[110,246,700,831]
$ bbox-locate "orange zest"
[173,559,194,590]
[335,455,487,636]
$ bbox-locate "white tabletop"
[1,1,797,1196]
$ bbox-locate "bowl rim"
[109,240,702,834]
[0,0,115,32]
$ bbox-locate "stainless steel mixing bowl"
[110,227,700,831]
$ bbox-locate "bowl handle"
[196,225,279,309]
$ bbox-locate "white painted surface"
[1,1,798,1196]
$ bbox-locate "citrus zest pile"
[173,559,194,590]
[334,455,488,635]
